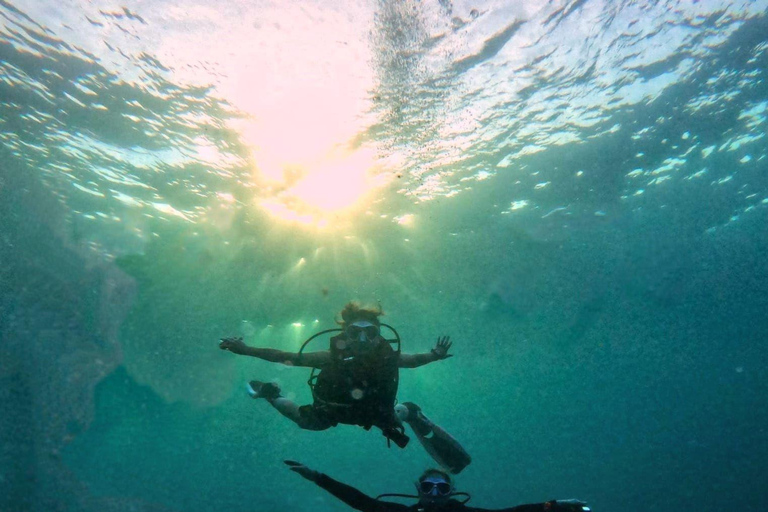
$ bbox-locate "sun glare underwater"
[2,1,768,512]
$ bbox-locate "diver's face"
[417,476,452,506]
[345,320,380,345]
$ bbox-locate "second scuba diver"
[284,460,590,512]
[219,301,472,473]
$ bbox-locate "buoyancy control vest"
[299,326,401,428]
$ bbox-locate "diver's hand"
[219,336,248,355]
[431,336,453,360]
[549,499,590,511]
[284,460,320,482]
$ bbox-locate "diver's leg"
[247,381,332,431]
[268,399,335,433]
[268,397,303,423]
[247,380,303,423]
[395,402,472,474]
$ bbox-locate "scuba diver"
[219,301,472,473]
[283,461,590,512]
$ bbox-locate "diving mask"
[419,479,452,496]
[345,320,380,342]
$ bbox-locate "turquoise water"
[1,1,767,511]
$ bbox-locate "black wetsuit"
[313,473,572,512]
[298,336,400,433]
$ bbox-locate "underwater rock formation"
[0,167,173,512]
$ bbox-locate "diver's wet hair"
[337,301,384,327]
[418,468,453,487]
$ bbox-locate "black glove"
[284,460,321,482]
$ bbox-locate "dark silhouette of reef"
[0,164,175,512]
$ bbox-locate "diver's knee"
[395,402,424,423]
[295,409,334,431]
[396,402,436,438]
[394,403,410,423]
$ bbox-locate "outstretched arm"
[398,336,453,368]
[468,499,590,512]
[219,337,330,368]
[284,461,408,512]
